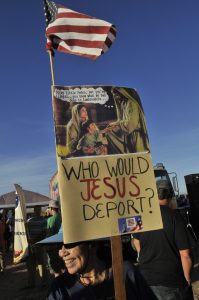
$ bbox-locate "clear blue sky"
[0,0,199,196]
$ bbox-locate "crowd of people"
[0,199,63,282]
[25,199,64,288]
[24,180,196,299]
[0,180,198,299]
[42,180,194,300]
[0,86,197,298]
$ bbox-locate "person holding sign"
[105,87,150,154]
[133,180,193,300]
[39,229,156,299]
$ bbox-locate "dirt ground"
[0,253,50,300]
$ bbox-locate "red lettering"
[103,177,116,199]
[91,179,101,200]
[129,176,140,197]
[116,177,126,198]
[80,179,92,201]
[80,179,101,201]
[80,176,140,201]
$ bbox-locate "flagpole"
[48,50,55,86]
[111,236,126,300]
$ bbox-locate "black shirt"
[47,261,156,299]
[134,205,190,287]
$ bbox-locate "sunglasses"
[61,242,83,249]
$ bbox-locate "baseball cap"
[48,199,60,209]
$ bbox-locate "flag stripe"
[57,45,100,59]
[44,1,116,59]
[48,38,105,48]
[57,8,111,26]
[47,17,114,32]
[58,7,93,17]
[58,12,98,20]
[46,35,114,55]
[47,38,103,55]
[58,40,102,55]
[47,25,113,35]
[46,32,108,42]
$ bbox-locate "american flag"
[43,0,117,60]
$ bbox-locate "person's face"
[79,106,88,121]
[59,244,88,274]
[46,207,51,215]
[48,207,55,216]
[88,123,96,134]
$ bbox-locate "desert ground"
[0,253,50,300]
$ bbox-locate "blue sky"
[0,0,199,196]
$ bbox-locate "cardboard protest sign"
[52,85,163,243]
[58,152,162,243]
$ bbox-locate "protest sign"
[58,152,162,243]
[52,85,163,243]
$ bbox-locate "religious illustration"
[52,86,150,159]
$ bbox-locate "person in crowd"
[25,206,48,288]
[38,228,157,299]
[47,200,62,237]
[133,179,193,300]
[104,87,150,154]
[0,211,5,273]
[46,200,64,277]
[66,104,88,155]
[77,119,107,156]
[4,212,12,252]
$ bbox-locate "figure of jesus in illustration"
[104,87,150,154]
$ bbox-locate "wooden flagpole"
[111,236,126,300]
[48,50,55,86]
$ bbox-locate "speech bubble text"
[54,87,109,104]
